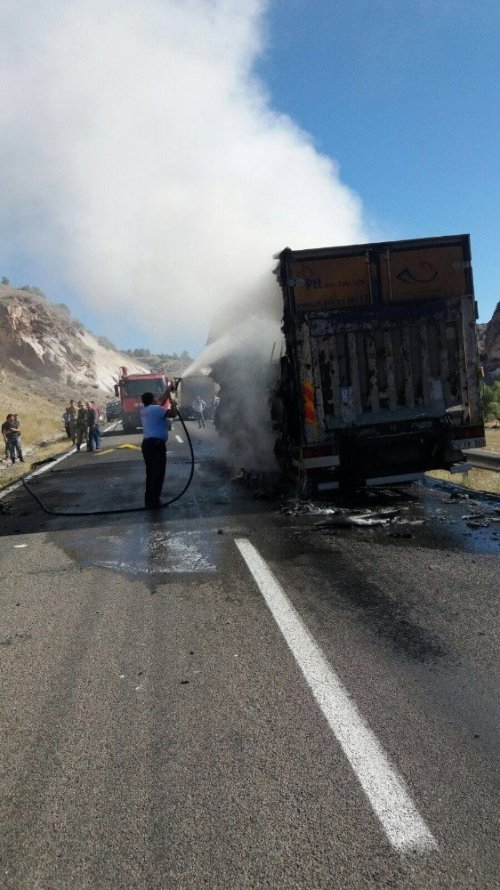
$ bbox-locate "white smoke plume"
[0,0,368,355]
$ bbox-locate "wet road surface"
[0,422,498,888]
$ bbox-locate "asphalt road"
[0,421,498,889]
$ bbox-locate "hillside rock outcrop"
[0,284,146,395]
[482,302,500,381]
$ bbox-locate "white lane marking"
[0,447,76,500]
[0,423,118,501]
[175,434,184,443]
[235,538,437,854]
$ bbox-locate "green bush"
[482,381,500,421]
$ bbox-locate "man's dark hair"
[141,392,154,406]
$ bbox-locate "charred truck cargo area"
[212,234,486,493]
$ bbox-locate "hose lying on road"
[21,411,195,517]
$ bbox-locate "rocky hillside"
[0,284,193,459]
[477,301,500,382]
[0,283,150,397]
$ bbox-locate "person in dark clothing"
[3,414,24,463]
[63,400,77,442]
[75,401,88,451]
[140,387,178,509]
[2,414,12,460]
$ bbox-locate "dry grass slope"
[427,428,500,495]
[0,368,107,487]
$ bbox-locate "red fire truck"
[114,367,170,433]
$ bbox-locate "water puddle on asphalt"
[60,524,221,578]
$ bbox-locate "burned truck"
[273,234,485,491]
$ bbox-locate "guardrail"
[466,450,500,472]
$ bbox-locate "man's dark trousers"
[141,438,166,508]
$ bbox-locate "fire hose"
[21,384,195,517]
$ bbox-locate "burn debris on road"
[230,467,283,500]
[315,508,401,529]
[281,500,337,517]
[448,490,470,501]
[461,509,500,529]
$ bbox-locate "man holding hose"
[140,385,178,509]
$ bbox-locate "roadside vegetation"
[482,381,500,423]
[427,383,500,495]
[427,427,500,495]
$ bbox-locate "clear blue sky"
[257,0,499,324]
[1,0,498,354]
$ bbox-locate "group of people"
[62,400,101,452]
[2,414,24,464]
[3,389,192,508]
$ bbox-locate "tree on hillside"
[132,347,151,357]
[96,335,117,351]
[20,285,47,298]
[482,382,500,421]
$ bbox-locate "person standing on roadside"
[86,401,101,452]
[62,399,77,442]
[67,399,77,444]
[140,386,178,509]
[75,401,88,451]
[4,413,24,464]
[192,395,206,429]
[62,406,72,439]
[2,414,11,461]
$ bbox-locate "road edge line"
[0,423,118,501]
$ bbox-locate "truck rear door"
[281,236,483,445]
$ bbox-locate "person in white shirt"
[140,387,178,509]
[192,396,206,428]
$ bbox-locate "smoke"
[0,0,368,355]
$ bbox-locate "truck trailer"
[273,234,485,491]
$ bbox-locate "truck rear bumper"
[366,472,425,486]
[297,455,340,469]
[292,422,485,491]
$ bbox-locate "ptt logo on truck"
[290,277,322,289]
[396,263,437,284]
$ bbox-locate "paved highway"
[0,422,498,888]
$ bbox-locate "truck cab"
[114,367,168,433]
